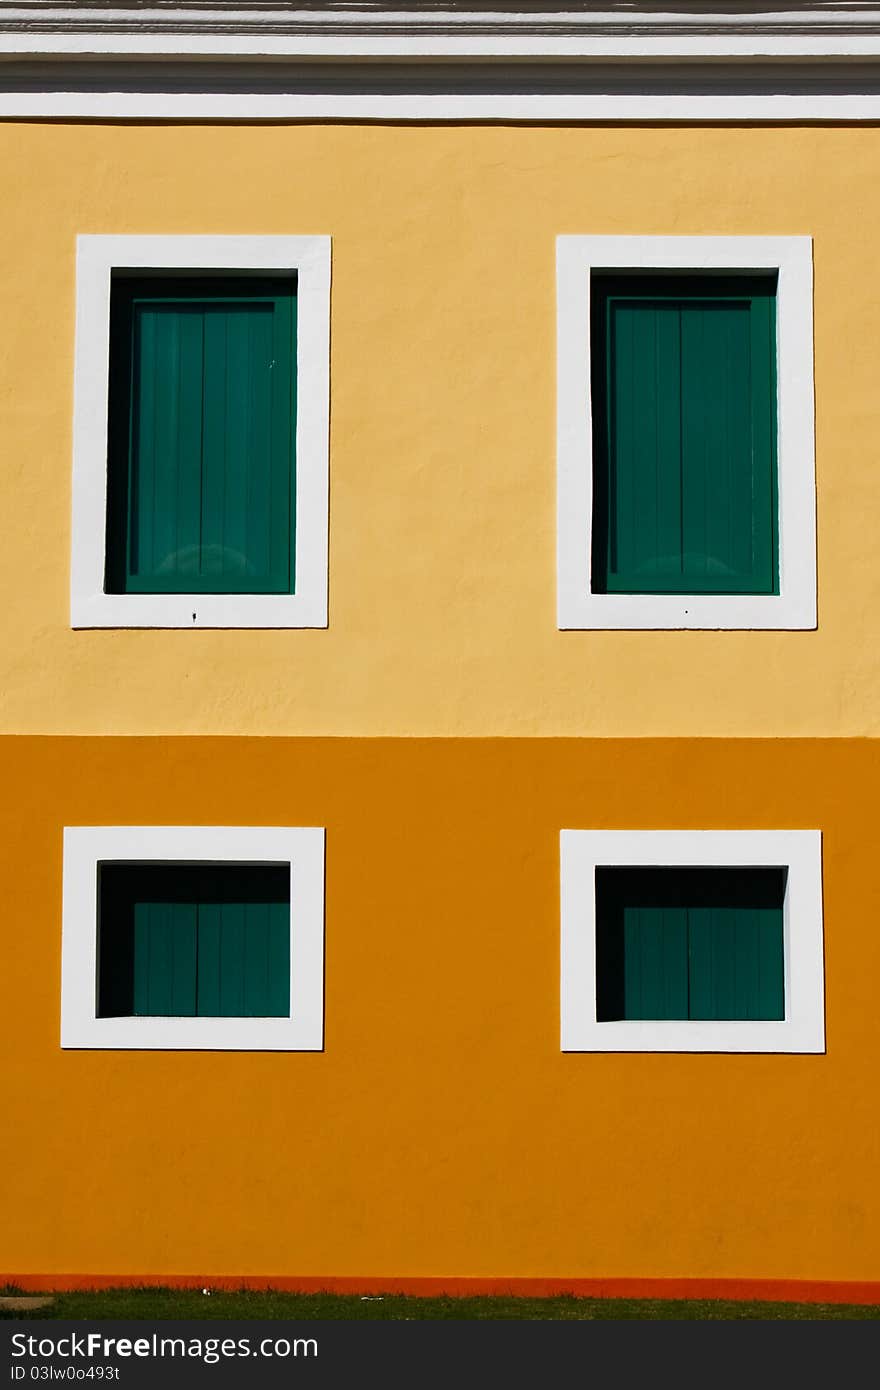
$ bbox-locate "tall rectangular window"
[106,276,297,596]
[590,274,778,597]
[555,236,815,630]
[71,235,330,629]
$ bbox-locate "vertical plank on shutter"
[689,907,745,1020]
[654,307,684,581]
[267,902,291,1017]
[680,301,753,589]
[156,904,175,1015]
[624,905,687,1020]
[243,902,270,1016]
[755,905,785,1020]
[200,308,230,582]
[606,296,630,583]
[197,903,222,1016]
[692,907,738,1020]
[721,306,754,583]
[130,305,204,585]
[271,291,296,592]
[660,908,689,1018]
[219,903,245,1017]
[749,292,778,594]
[147,307,181,582]
[146,904,172,1015]
[629,305,655,582]
[128,304,154,582]
[221,307,251,584]
[170,904,198,1015]
[732,907,760,1020]
[245,306,275,588]
[687,907,714,1020]
[607,300,682,588]
[133,901,197,1017]
[172,309,204,581]
[679,303,707,586]
[635,304,682,583]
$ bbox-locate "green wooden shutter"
[98,865,290,1018]
[596,867,785,1022]
[106,277,296,595]
[133,902,198,1016]
[687,906,784,1021]
[623,906,688,1020]
[591,275,778,596]
[197,901,290,1018]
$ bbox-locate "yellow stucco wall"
[1,122,879,736]
[2,736,878,1281]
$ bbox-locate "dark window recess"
[591,273,778,596]
[105,275,297,596]
[595,865,786,1022]
[97,864,290,1018]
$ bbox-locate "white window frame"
[61,825,325,1050]
[556,235,816,630]
[560,829,824,1053]
[70,234,331,629]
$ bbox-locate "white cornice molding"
[4,5,880,59]
[5,5,880,117]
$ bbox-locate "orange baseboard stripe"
[4,1276,880,1304]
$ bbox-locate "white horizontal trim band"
[7,91,880,120]
[8,35,880,58]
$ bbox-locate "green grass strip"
[2,1288,879,1321]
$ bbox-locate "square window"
[595,866,785,1022]
[98,864,291,1019]
[62,826,325,1050]
[71,236,330,628]
[557,237,816,629]
[560,830,824,1052]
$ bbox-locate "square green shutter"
[106,276,297,595]
[591,274,778,596]
[596,866,786,1022]
[98,865,290,1018]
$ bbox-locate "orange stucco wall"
[2,735,878,1282]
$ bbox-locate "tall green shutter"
[98,865,290,1018]
[106,276,296,595]
[591,274,778,595]
[596,867,785,1022]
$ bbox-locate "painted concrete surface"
[2,736,878,1281]
[0,123,878,734]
